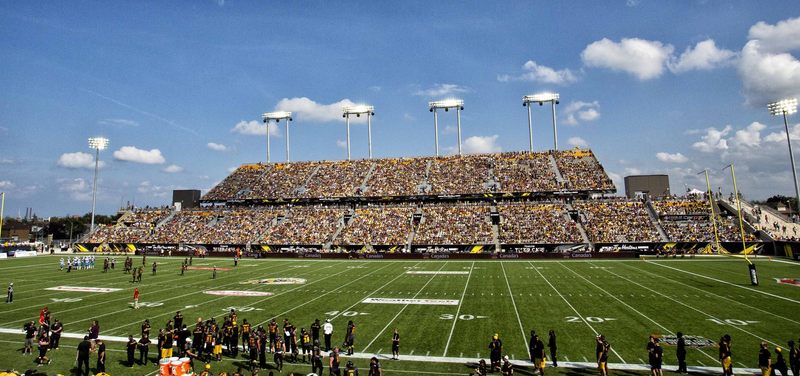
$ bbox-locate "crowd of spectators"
[303,160,373,198]
[498,202,582,244]
[651,199,711,216]
[574,199,661,243]
[263,206,346,245]
[413,203,493,245]
[661,217,756,242]
[85,209,172,243]
[336,205,416,245]
[427,155,491,195]
[555,149,615,191]
[363,157,430,197]
[492,152,559,193]
[203,164,267,200]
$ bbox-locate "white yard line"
[604,267,781,347]
[500,261,529,360]
[620,262,800,326]
[564,262,719,364]
[363,262,449,352]
[256,261,398,326]
[442,261,474,357]
[647,261,800,305]
[0,260,241,316]
[105,261,347,334]
[527,261,626,364]
[326,261,424,323]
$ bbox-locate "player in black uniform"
[676,332,687,373]
[720,335,733,376]
[598,336,610,376]
[789,340,799,376]
[533,334,546,375]
[258,326,268,368]
[369,356,382,376]
[760,342,772,376]
[311,340,324,375]
[775,346,789,376]
[489,334,503,373]
[651,338,663,376]
[391,328,400,360]
[241,319,251,353]
[345,320,356,355]
[329,347,342,376]
[95,338,105,371]
[248,334,259,372]
[548,330,558,367]
[301,328,312,362]
[127,335,138,367]
[311,318,321,344]
[345,360,359,376]
[501,355,513,376]
[274,335,285,372]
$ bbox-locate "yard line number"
[565,316,616,323]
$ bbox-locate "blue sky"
[1,1,800,217]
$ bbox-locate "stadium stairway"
[721,198,786,241]
[294,164,322,196]
[405,206,422,251]
[490,204,501,252]
[565,203,592,245]
[547,154,566,185]
[717,199,763,237]
[325,209,350,250]
[155,209,177,229]
[253,208,284,244]
[644,199,670,242]
[358,163,377,194]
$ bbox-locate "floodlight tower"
[768,98,799,215]
[343,105,375,159]
[88,137,109,232]
[428,99,464,156]
[262,111,293,162]
[524,93,560,150]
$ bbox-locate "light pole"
[768,98,799,216]
[88,137,109,232]
[342,105,375,159]
[0,192,5,239]
[524,93,560,150]
[428,99,464,156]
[262,111,293,162]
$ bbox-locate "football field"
[0,255,798,375]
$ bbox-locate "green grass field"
[0,255,798,376]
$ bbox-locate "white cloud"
[668,39,736,73]
[57,178,92,201]
[0,158,12,164]
[581,37,674,80]
[562,101,601,125]
[231,120,280,136]
[462,135,502,154]
[113,146,166,164]
[497,60,578,85]
[738,17,800,105]
[656,152,689,163]
[57,152,105,169]
[692,126,731,152]
[98,118,139,127]
[747,17,800,54]
[568,137,589,148]
[624,167,643,175]
[0,180,14,189]
[162,164,184,173]
[732,122,766,148]
[336,140,347,149]
[137,181,172,198]
[413,84,471,97]
[626,0,640,6]
[765,123,800,143]
[274,97,366,123]
[206,142,228,152]
[403,113,415,122]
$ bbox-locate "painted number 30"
[440,314,480,320]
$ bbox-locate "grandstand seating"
[497,202,582,244]
[574,200,661,243]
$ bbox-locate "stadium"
[2,3,800,376]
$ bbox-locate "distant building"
[173,190,201,210]
[624,175,670,199]
[2,222,32,241]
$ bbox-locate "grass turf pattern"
[0,255,797,375]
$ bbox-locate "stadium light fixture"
[722,163,758,286]
[343,105,375,159]
[263,111,293,162]
[88,137,109,232]
[428,99,465,156]
[768,98,799,215]
[523,93,560,150]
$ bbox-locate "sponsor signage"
[240,278,307,285]
[204,290,274,297]
[46,286,122,293]
[362,298,459,306]
[775,278,800,287]
[660,334,716,348]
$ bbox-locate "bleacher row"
[86,198,753,246]
[202,149,615,201]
